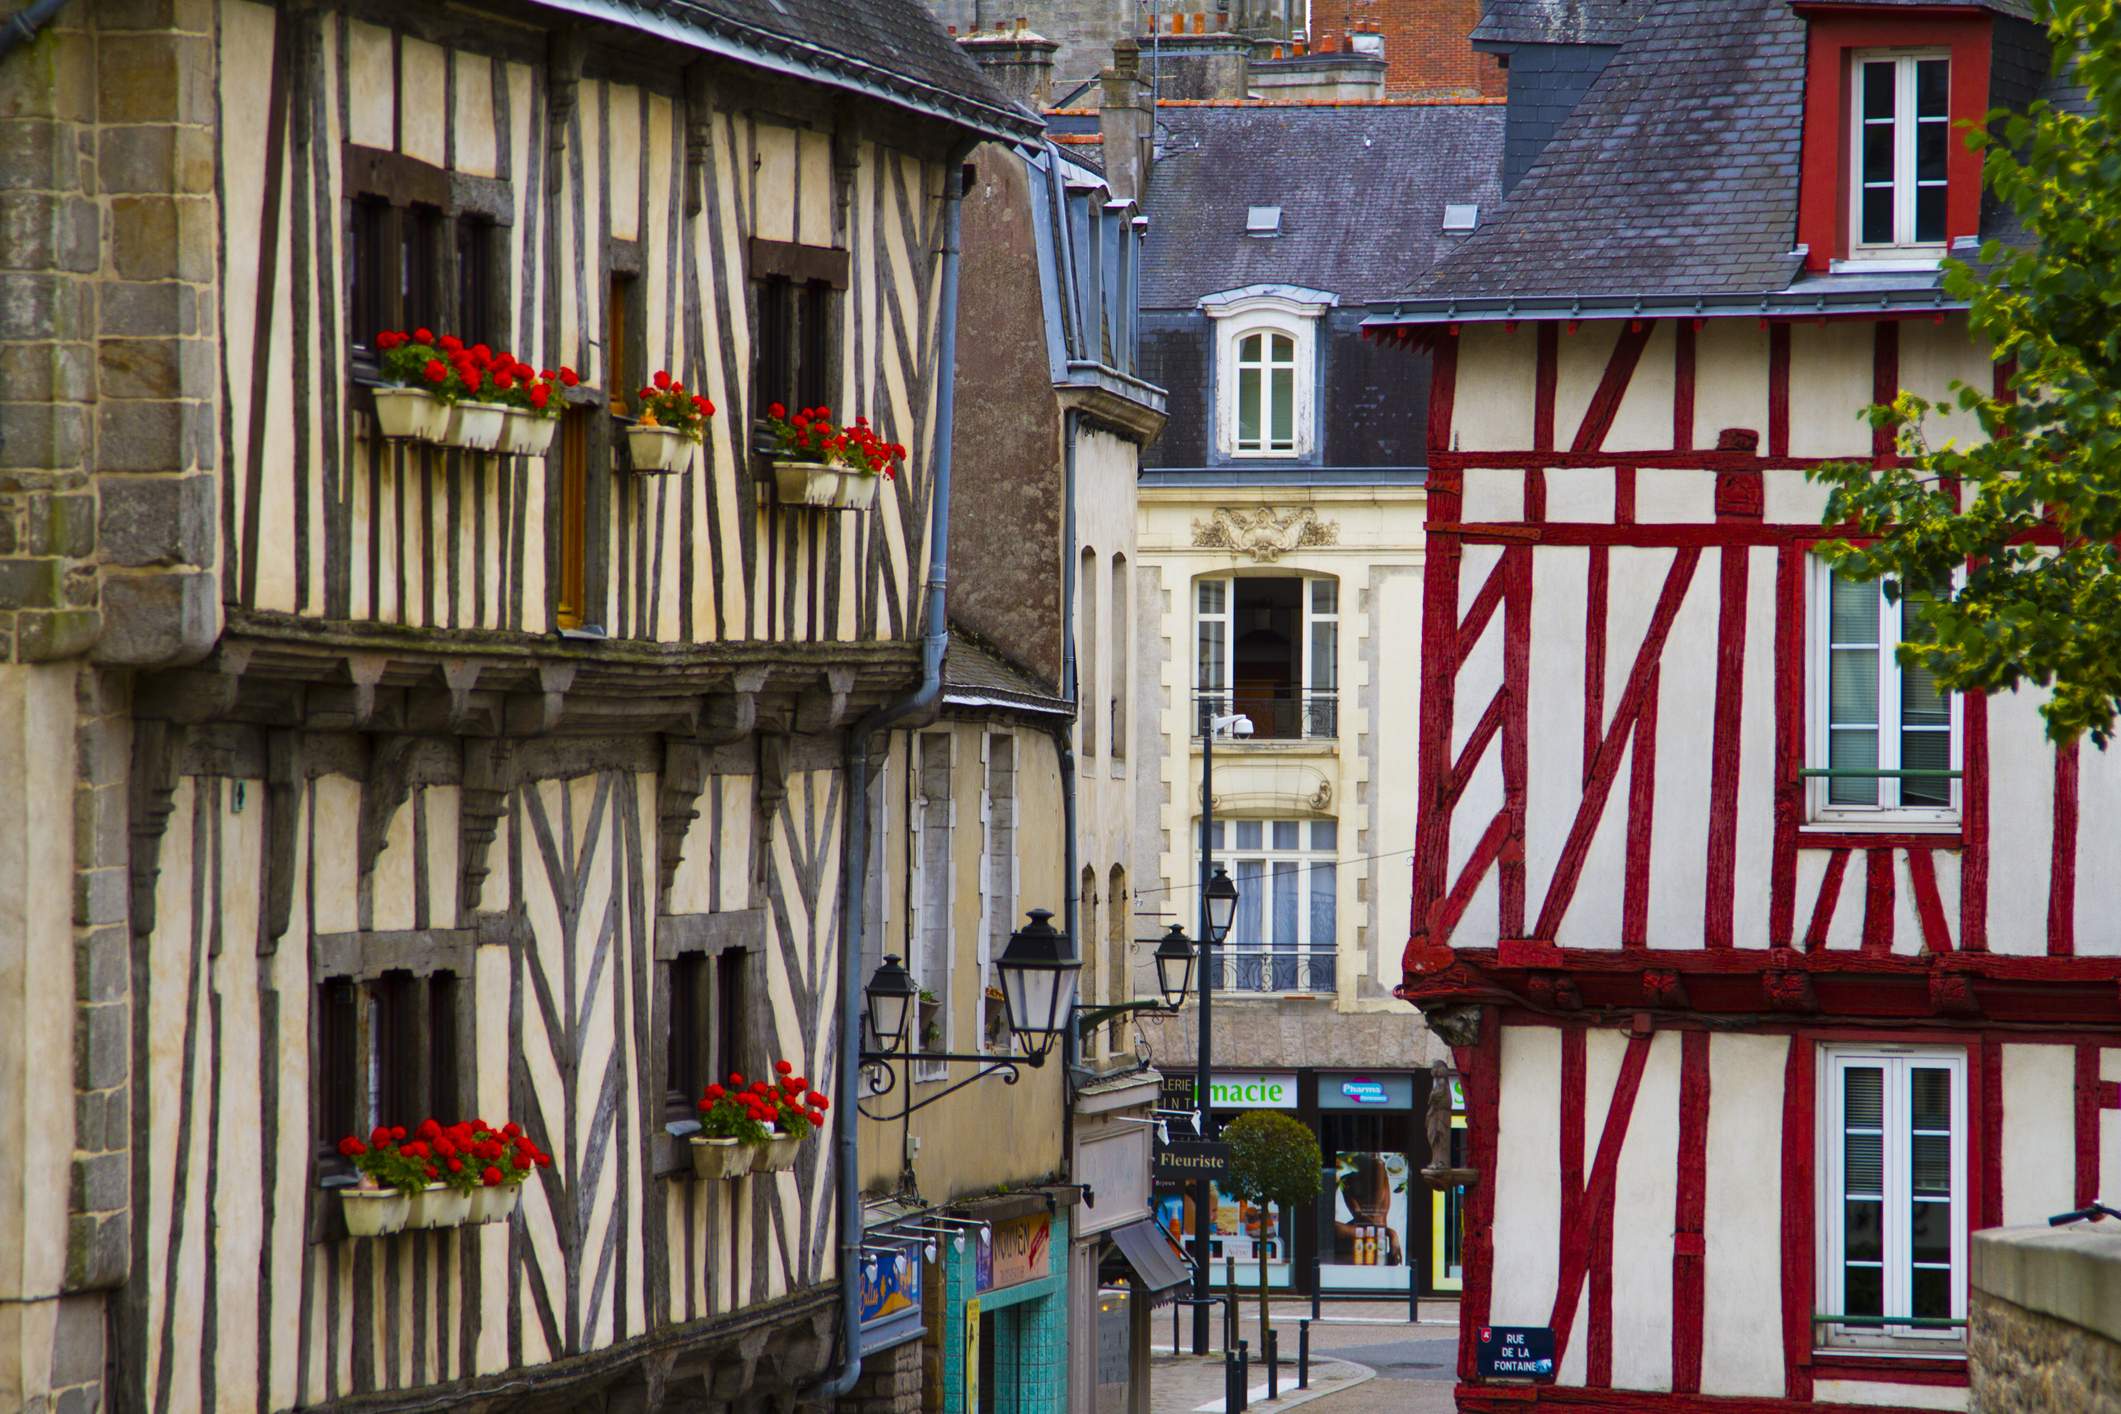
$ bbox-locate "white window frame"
[1213,818,1339,995]
[1848,50,1952,259]
[909,732,954,1082]
[1194,573,1341,742]
[980,732,1018,1056]
[1807,557,1960,829]
[1818,1045,1967,1353]
[1200,286,1335,461]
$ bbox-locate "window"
[316,977,358,1171]
[555,408,590,631]
[1211,818,1337,994]
[1851,52,1950,253]
[400,204,443,335]
[349,196,392,356]
[1809,561,1957,825]
[607,272,636,416]
[753,276,836,418]
[455,216,494,347]
[1080,548,1100,758]
[666,947,744,1123]
[1196,575,1339,741]
[982,735,1016,1054]
[1821,1047,1966,1350]
[1105,864,1128,1051]
[317,963,465,1178]
[1111,554,1130,762]
[1235,331,1297,455]
[911,732,953,1078]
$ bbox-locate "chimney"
[1097,38,1150,204]
[957,22,1060,112]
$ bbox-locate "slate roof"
[1470,0,1647,47]
[942,633,1070,716]
[1142,102,1506,309]
[1800,0,2033,16]
[542,0,1040,138]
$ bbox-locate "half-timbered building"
[1368,2,2100,1410]
[0,0,1038,1408]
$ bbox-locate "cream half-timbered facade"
[0,0,1036,1408]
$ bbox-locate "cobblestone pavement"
[1148,1301,1462,1414]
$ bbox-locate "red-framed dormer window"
[1794,6,1995,271]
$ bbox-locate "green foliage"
[1220,1111,1323,1211]
[1809,0,2121,746]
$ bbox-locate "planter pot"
[626,425,693,473]
[444,401,509,452]
[690,1135,754,1180]
[773,460,842,507]
[500,408,558,457]
[757,1129,802,1173]
[340,1187,411,1237]
[831,471,880,509]
[471,1184,522,1224]
[408,1184,472,1230]
[372,387,451,442]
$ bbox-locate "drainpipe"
[1054,407,1082,1124]
[811,136,976,1404]
[0,0,70,60]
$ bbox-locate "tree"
[1811,0,2121,746]
[1219,1110,1321,1347]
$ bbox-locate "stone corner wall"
[1969,1290,2121,1413]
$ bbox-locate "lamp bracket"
[854,1052,1042,1121]
[1073,998,1176,1036]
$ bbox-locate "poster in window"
[1322,1151,1412,1291]
[1151,1185,1293,1287]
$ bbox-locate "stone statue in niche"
[1421,1057,1479,1191]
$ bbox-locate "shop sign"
[1208,1073,1297,1110]
[1154,1139,1230,1183]
[857,1242,925,1356]
[965,1299,981,1411]
[1474,1325,1554,1380]
[988,1214,1051,1290]
[1320,1074,1413,1110]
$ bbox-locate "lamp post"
[1192,699,1248,1352]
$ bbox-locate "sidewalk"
[1149,1300,1462,1414]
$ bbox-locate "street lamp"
[1204,867,1238,944]
[862,954,919,1054]
[995,909,1081,1064]
[1191,703,1248,1353]
[1152,925,1198,1012]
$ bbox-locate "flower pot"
[757,1129,803,1173]
[690,1135,754,1180]
[372,387,451,442]
[408,1184,472,1230]
[832,470,880,509]
[500,408,558,457]
[444,400,509,452]
[471,1184,522,1224]
[774,460,841,507]
[339,1187,411,1237]
[626,425,693,473]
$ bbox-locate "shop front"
[1068,1070,1187,1414]
[1151,1068,1466,1299]
[929,1199,1073,1414]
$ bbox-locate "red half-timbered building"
[1368,2,2098,1410]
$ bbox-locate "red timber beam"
[1779,1034,1816,1403]
[1454,1383,1966,1412]
[2051,740,2080,956]
[1409,338,1462,962]
[1671,1030,1709,1395]
[1548,1023,1654,1378]
[1453,1007,1502,1384]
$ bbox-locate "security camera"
[1232,715,1255,739]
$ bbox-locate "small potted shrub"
[371,329,454,442]
[763,404,903,508]
[692,1072,771,1179]
[336,1126,420,1236]
[755,1060,829,1173]
[493,360,572,457]
[627,371,713,473]
[436,338,514,452]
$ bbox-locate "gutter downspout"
[810,136,976,1403]
[1054,406,1082,1129]
[0,0,71,60]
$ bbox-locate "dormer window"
[1852,52,1950,253]
[1199,285,1337,462]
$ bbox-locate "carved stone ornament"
[1192,506,1339,562]
[1424,1003,1483,1050]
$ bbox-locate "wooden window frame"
[342,143,513,377]
[748,239,848,433]
[1848,50,1952,257]
[555,407,591,632]
[655,909,766,1143]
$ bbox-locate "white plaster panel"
[1733,548,1779,948]
[310,775,360,933]
[144,780,205,1407]
[452,50,496,177]
[1762,465,1835,526]
[1796,848,1865,953]
[1892,852,1928,956]
[367,786,419,931]
[2000,1044,2075,1227]
[798,128,833,247]
[1601,548,1675,710]
[2075,744,2121,958]
[1898,315,1990,453]
[1813,1380,1966,1410]
[1634,467,1716,524]
[1544,467,1613,523]
[753,123,798,244]
[2103,1047,2121,1213]
[1559,1031,1629,1388]
[346,21,395,150]
[1372,567,1422,984]
[1553,742,1630,952]
[1646,560,1719,948]
[1983,687,2057,956]
[397,39,447,167]
[212,788,265,1401]
[1702,1033,1789,1398]
[218,0,272,589]
[1787,323,1873,459]
[1454,324,1536,452]
[1611,1031,1680,1393]
[1526,549,1589,940]
[1554,323,1620,452]
[1493,1026,1562,1326]
[1689,322,1769,450]
[1461,466,1523,524]
[608,85,641,241]
[1607,321,1679,454]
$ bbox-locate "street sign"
[1155,1139,1230,1184]
[1474,1325,1554,1380]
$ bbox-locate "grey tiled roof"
[1470,0,1647,47]
[1800,0,2033,16]
[1142,103,1505,309]
[943,633,1070,716]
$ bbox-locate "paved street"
[1149,1301,1461,1414]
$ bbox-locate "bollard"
[1224,1347,1238,1411]
[1298,1319,1311,1389]
[1266,1327,1279,1401]
[1237,1339,1250,1412]
[1408,1256,1420,1325]
[1311,1254,1321,1323]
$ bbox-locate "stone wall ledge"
[1973,1223,2121,1343]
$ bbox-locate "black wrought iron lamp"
[1205,865,1238,943]
[1153,924,1198,1012]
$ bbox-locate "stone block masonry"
[1970,1224,2121,1411]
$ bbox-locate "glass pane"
[1862,121,1894,185]
[1902,732,1952,806]
[1915,184,1946,244]
[1830,729,1880,806]
[1236,820,1263,850]
[1272,820,1300,851]
[1198,619,1225,692]
[1916,122,1947,183]
[1269,367,1294,449]
[1845,1067,1884,1126]
[1270,334,1294,366]
[1862,187,1895,245]
[1310,862,1336,957]
[1272,861,1299,951]
[1831,650,1880,725]
[1845,1132,1883,1195]
[1235,858,1264,951]
[1310,579,1337,615]
[1912,1135,1951,1195]
[1916,58,1949,118]
[1311,820,1337,852]
[1832,573,1880,643]
[1199,579,1225,615]
[1911,1266,1950,1320]
[1910,1199,1950,1264]
[1845,1198,1883,1262]
[1845,1264,1883,1317]
[1240,333,1261,363]
[1902,661,1947,727]
[1911,1067,1952,1129]
[1310,621,1338,691]
[1238,367,1261,448]
[1862,61,1896,121]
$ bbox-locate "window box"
[372,386,452,443]
[775,459,845,507]
[407,1183,473,1230]
[627,424,695,474]
[690,1135,755,1180]
[338,1187,411,1237]
[833,470,881,509]
[445,400,509,452]
[755,1126,803,1173]
[470,1183,521,1225]
[498,407,558,458]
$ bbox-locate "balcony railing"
[1193,689,1338,742]
[1210,947,1337,995]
